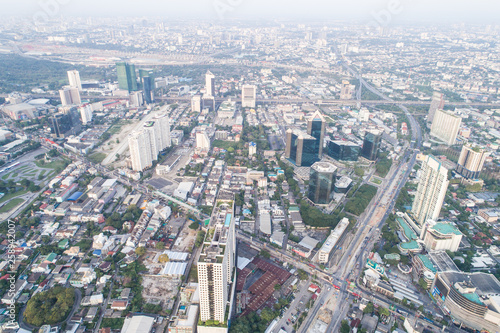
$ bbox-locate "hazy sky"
[5,0,500,24]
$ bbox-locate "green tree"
[135,247,146,256]
[259,250,271,259]
[155,242,165,250]
[363,302,374,314]
[340,320,350,333]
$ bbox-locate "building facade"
[427,92,445,124]
[241,84,256,108]
[430,109,462,146]
[307,111,326,158]
[116,62,138,92]
[67,70,82,91]
[412,155,449,226]
[285,129,320,167]
[326,140,361,161]
[308,162,337,204]
[361,131,381,161]
[205,71,215,97]
[456,144,490,180]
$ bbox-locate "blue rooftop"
[67,191,83,201]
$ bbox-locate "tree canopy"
[24,287,75,327]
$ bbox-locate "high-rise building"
[308,162,337,204]
[191,95,202,113]
[412,155,449,226]
[326,140,361,161]
[205,71,215,97]
[307,111,326,158]
[128,115,171,172]
[79,104,93,125]
[129,91,144,107]
[196,132,210,151]
[241,84,256,108]
[361,131,381,161]
[340,80,354,100]
[430,109,462,146]
[139,69,154,104]
[198,198,236,327]
[50,112,76,138]
[249,141,257,156]
[116,62,138,92]
[456,144,490,180]
[129,131,153,172]
[285,129,320,167]
[428,92,445,124]
[317,218,349,264]
[67,70,82,91]
[59,87,81,106]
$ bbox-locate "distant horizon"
[2,0,500,25]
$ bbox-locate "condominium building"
[79,104,93,125]
[128,115,171,172]
[427,92,445,124]
[196,132,210,151]
[129,131,153,172]
[241,84,256,108]
[198,197,236,331]
[412,155,449,226]
[456,144,490,180]
[191,95,202,113]
[430,109,462,146]
[59,87,81,106]
[67,70,82,91]
[340,80,354,100]
[205,71,215,97]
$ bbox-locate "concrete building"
[121,315,155,333]
[197,199,236,331]
[79,103,92,125]
[67,70,82,91]
[248,142,257,156]
[241,84,256,108]
[308,162,337,204]
[412,155,449,226]
[60,87,81,106]
[430,109,462,146]
[116,62,138,92]
[456,144,490,180]
[129,131,153,172]
[317,218,349,264]
[420,220,463,252]
[340,80,354,100]
[217,100,236,119]
[428,92,445,124]
[205,71,215,97]
[196,132,211,151]
[191,95,202,112]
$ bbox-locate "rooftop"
[430,222,462,236]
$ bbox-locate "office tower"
[308,162,337,204]
[428,92,445,124]
[116,62,138,92]
[59,87,81,106]
[198,199,236,326]
[326,140,361,161]
[430,109,462,146]
[50,113,74,138]
[202,96,215,112]
[205,71,215,97]
[191,95,202,112]
[285,129,319,167]
[67,70,82,91]
[340,80,354,99]
[456,144,490,180]
[249,142,257,156]
[412,155,449,226]
[129,131,153,172]
[361,131,381,161]
[196,132,210,151]
[79,104,93,125]
[307,110,326,158]
[241,84,256,108]
[139,69,154,104]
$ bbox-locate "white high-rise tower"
[412,155,449,226]
[67,70,82,91]
[129,131,153,172]
[205,71,215,97]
